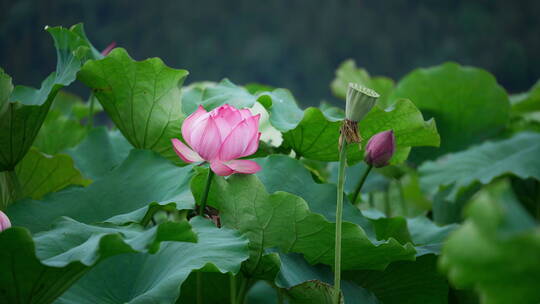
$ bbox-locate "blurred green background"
[1,0,539,105]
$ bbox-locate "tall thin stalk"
[196,168,215,304]
[333,139,348,303]
[236,277,249,304]
[199,169,215,216]
[230,273,237,304]
[197,272,203,304]
[351,165,373,204]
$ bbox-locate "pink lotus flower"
[172,104,262,176]
[0,211,11,232]
[364,130,395,168]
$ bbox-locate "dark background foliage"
[1,0,539,105]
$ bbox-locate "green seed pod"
[345,83,379,122]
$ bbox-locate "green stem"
[351,165,373,204]
[333,139,347,304]
[236,277,249,304]
[197,272,203,304]
[199,169,215,216]
[230,273,237,304]
[277,289,285,304]
[87,92,95,130]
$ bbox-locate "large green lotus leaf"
[345,254,449,304]
[7,149,194,233]
[510,79,540,114]
[50,90,103,121]
[510,177,540,221]
[245,252,282,281]
[286,280,341,304]
[177,271,251,304]
[280,107,354,162]
[319,102,345,121]
[419,132,540,201]
[359,99,440,164]
[33,91,104,155]
[331,59,395,107]
[56,217,249,304]
[0,25,100,171]
[281,99,439,164]
[77,48,188,163]
[254,155,374,235]
[0,218,196,304]
[361,207,458,257]
[182,79,257,114]
[390,62,510,162]
[192,170,416,271]
[256,155,453,257]
[33,109,88,155]
[399,171,433,216]
[179,82,211,114]
[255,155,460,257]
[256,88,304,132]
[14,147,91,200]
[182,80,304,135]
[246,281,280,304]
[66,127,132,180]
[407,216,458,256]
[439,182,540,304]
[44,24,103,87]
[0,71,55,171]
[431,184,482,225]
[276,252,379,304]
[256,155,451,256]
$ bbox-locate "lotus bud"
[341,83,379,145]
[364,130,395,168]
[0,210,11,232]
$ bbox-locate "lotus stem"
[230,273,237,304]
[197,272,203,304]
[351,165,373,204]
[236,277,249,304]
[199,169,215,216]
[333,138,347,304]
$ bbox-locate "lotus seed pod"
[345,83,379,122]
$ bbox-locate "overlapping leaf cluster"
[0,24,538,304]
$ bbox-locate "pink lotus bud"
[172,104,262,176]
[0,211,11,232]
[364,130,395,168]
[101,42,117,56]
